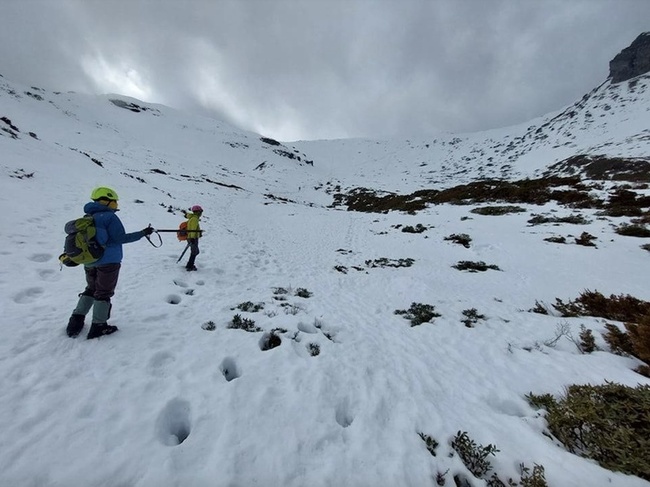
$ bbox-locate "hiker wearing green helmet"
[66,186,154,339]
[184,205,203,271]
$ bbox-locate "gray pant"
[186,239,200,268]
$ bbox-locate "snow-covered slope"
[293,75,650,193]
[1,72,649,487]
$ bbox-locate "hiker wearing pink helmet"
[184,205,203,271]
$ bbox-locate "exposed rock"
[609,32,650,83]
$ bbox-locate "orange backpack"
[177,221,188,241]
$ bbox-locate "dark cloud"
[1,0,649,140]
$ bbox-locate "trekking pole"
[176,242,191,263]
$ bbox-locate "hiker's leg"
[67,268,96,337]
[186,240,199,268]
[87,264,121,339]
[91,264,121,322]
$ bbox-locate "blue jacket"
[84,202,144,266]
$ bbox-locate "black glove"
[142,226,154,236]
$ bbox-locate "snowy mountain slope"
[1,71,650,487]
[293,74,650,194]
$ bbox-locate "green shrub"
[260,331,282,351]
[578,325,597,353]
[402,223,427,233]
[605,315,650,374]
[236,301,264,312]
[451,431,499,478]
[603,323,635,356]
[615,223,650,238]
[201,320,216,331]
[295,288,313,298]
[418,433,439,457]
[228,314,262,332]
[471,205,526,216]
[461,308,486,327]
[527,383,650,481]
[518,464,547,487]
[394,302,441,326]
[543,235,566,244]
[453,261,501,272]
[366,257,414,268]
[307,343,320,356]
[529,301,549,315]
[624,314,650,363]
[444,233,472,248]
[487,464,547,487]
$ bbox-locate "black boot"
[87,322,119,339]
[66,314,85,338]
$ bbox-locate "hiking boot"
[87,322,119,339]
[185,265,198,271]
[66,314,85,338]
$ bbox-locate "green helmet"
[91,186,119,201]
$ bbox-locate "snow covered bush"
[228,314,262,332]
[471,205,526,216]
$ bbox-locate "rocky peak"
[609,32,650,83]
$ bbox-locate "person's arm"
[107,214,145,244]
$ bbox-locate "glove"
[142,227,154,236]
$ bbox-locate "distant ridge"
[609,32,650,83]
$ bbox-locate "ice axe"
[176,242,191,263]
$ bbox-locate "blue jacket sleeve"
[107,214,144,244]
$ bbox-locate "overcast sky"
[1,0,649,141]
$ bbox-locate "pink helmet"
[191,205,203,212]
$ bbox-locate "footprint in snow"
[28,253,52,263]
[13,287,45,304]
[148,351,176,377]
[220,357,241,382]
[155,398,192,446]
[166,294,182,305]
[38,269,58,281]
[335,398,355,428]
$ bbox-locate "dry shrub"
[624,314,650,364]
[615,223,650,238]
[471,205,526,216]
[553,290,650,323]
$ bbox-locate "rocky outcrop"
[609,32,650,83]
